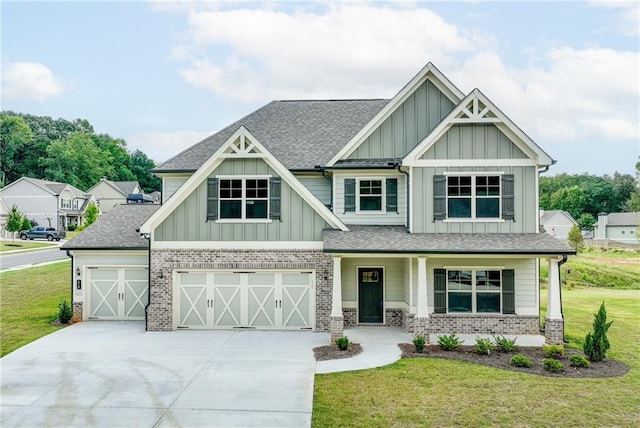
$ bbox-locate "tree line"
[0,112,161,192]
[540,164,640,230]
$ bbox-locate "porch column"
[415,257,430,342]
[545,257,564,344]
[330,256,344,342]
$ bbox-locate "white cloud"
[2,61,65,101]
[126,130,214,163]
[590,1,640,36]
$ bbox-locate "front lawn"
[312,287,640,427]
[0,261,71,357]
[0,241,57,252]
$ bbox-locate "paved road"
[0,247,68,270]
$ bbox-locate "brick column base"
[414,317,431,344]
[72,302,83,320]
[330,316,344,344]
[545,318,564,344]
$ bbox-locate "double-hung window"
[61,199,71,209]
[344,177,398,213]
[447,269,502,313]
[447,175,500,219]
[219,178,268,220]
[359,179,383,211]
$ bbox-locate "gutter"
[557,254,569,343]
[144,234,151,332]
[323,248,576,256]
[393,162,410,231]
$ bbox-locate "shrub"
[474,337,494,355]
[569,354,590,368]
[583,301,613,362]
[543,344,565,359]
[67,224,77,231]
[335,336,349,351]
[543,358,564,373]
[437,334,462,351]
[76,224,87,232]
[494,335,518,353]
[510,354,533,368]
[413,335,426,353]
[58,300,73,324]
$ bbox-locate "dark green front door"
[358,268,383,323]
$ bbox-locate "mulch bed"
[399,344,629,378]
[314,343,363,361]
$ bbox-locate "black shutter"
[207,178,218,221]
[502,269,515,314]
[386,178,398,213]
[434,268,447,313]
[344,178,356,213]
[502,174,515,220]
[433,175,446,220]
[269,177,281,220]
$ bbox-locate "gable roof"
[603,212,640,227]
[62,204,160,250]
[1,177,88,197]
[403,89,554,166]
[540,210,576,225]
[326,62,464,165]
[141,126,349,234]
[155,99,388,172]
[88,178,140,197]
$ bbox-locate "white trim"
[327,63,464,166]
[152,241,323,250]
[403,89,554,167]
[445,268,503,314]
[215,219,273,224]
[140,126,348,234]
[355,177,386,214]
[413,159,536,167]
[443,219,506,223]
[217,176,270,221]
[356,266,386,324]
[442,171,505,176]
[444,174,502,221]
[443,265,506,270]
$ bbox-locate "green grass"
[0,241,56,252]
[540,247,640,290]
[0,261,71,357]
[313,287,640,427]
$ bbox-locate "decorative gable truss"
[139,126,349,235]
[403,89,554,167]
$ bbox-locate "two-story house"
[86,177,143,213]
[63,63,573,345]
[0,177,95,229]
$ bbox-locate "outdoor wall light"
[76,267,81,276]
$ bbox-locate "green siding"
[341,258,407,303]
[349,80,455,159]
[155,158,330,241]
[421,124,528,159]
[412,166,537,233]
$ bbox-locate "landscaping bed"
[314,343,363,361]
[399,343,628,378]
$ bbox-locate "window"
[61,199,71,209]
[447,269,502,313]
[359,179,383,211]
[344,178,398,213]
[73,199,80,210]
[219,178,268,220]
[447,175,500,218]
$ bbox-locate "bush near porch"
[312,286,640,427]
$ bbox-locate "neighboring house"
[593,212,640,244]
[0,177,95,229]
[63,63,574,345]
[87,177,142,213]
[0,196,9,238]
[539,210,577,240]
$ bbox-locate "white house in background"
[0,177,95,229]
[539,210,577,240]
[593,212,640,244]
[0,196,9,238]
[87,178,142,213]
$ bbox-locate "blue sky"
[2,1,639,175]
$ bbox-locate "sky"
[2,1,639,176]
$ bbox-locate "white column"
[331,256,343,317]
[547,257,562,320]
[417,257,429,318]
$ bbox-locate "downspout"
[315,166,333,210]
[394,163,410,231]
[138,228,151,331]
[65,250,73,315]
[558,254,569,343]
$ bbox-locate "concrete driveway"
[0,322,329,427]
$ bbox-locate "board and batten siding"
[412,165,537,233]
[421,124,528,159]
[410,258,537,315]
[348,80,455,160]
[155,158,330,242]
[333,173,407,226]
[162,175,191,203]
[340,258,408,308]
[296,174,332,207]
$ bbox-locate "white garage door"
[88,268,148,320]
[177,271,314,330]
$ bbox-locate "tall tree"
[0,114,33,185]
[549,185,585,220]
[84,203,99,226]
[129,150,161,192]
[625,162,640,211]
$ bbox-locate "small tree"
[5,205,24,243]
[21,217,32,231]
[567,223,583,252]
[84,202,99,226]
[583,301,613,362]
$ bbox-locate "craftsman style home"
[63,63,573,344]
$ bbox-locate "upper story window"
[359,179,383,211]
[207,177,281,222]
[61,199,71,209]
[434,174,514,221]
[344,177,398,214]
[73,199,80,210]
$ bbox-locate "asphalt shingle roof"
[62,204,160,250]
[604,212,640,226]
[155,99,390,172]
[110,181,140,196]
[323,225,575,254]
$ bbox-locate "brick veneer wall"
[544,318,564,344]
[428,314,540,336]
[147,249,333,331]
[73,302,83,320]
[343,308,357,326]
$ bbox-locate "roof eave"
[323,248,576,255]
